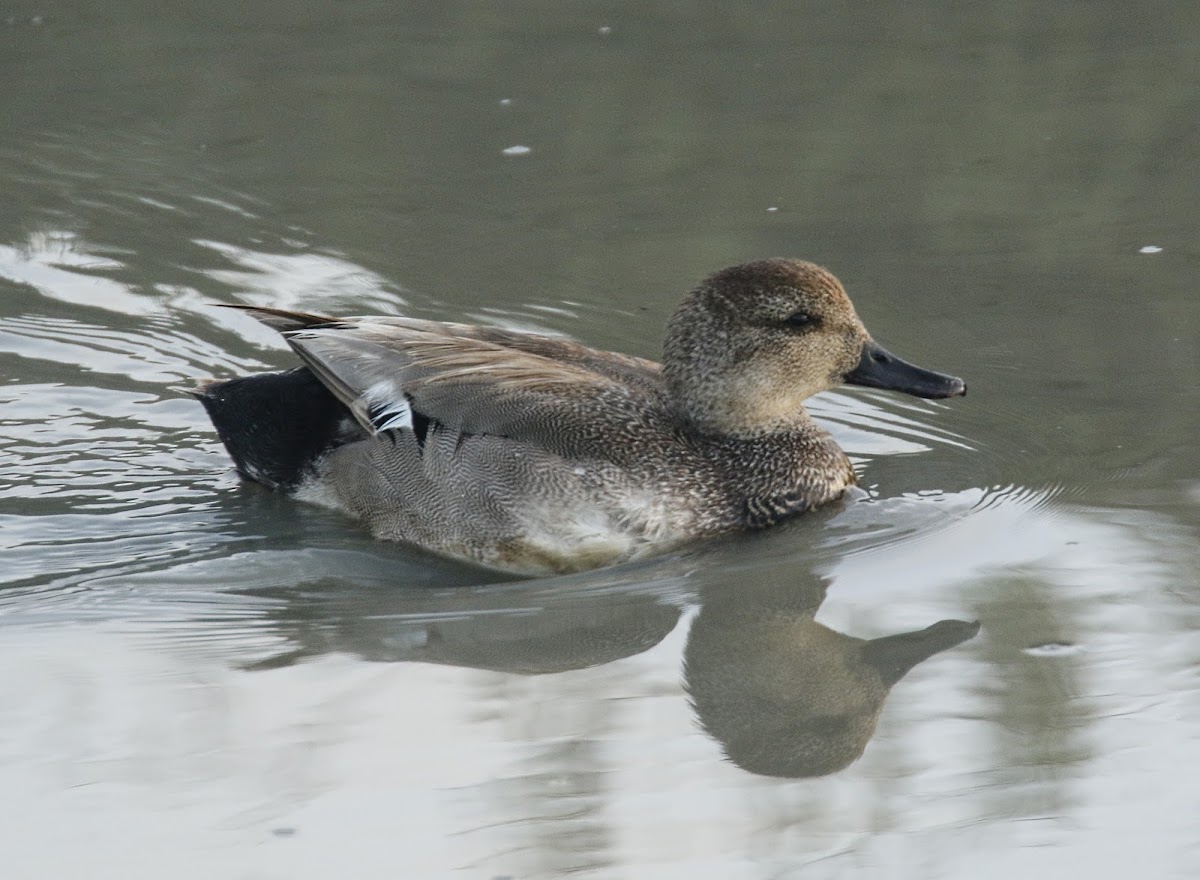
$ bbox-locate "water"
[3,3,1199,877]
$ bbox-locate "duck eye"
[785,311,815,329]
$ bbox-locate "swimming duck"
[195,258,964,574]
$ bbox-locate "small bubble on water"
[1023,642,1081,657]
[502,145,531,156]
[1138,245,1162,254]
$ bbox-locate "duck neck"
[668,380,823,439]
[677,406,818,441]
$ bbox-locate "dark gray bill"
[861,619,981,687]
[845,340,966,399]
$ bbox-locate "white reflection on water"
[0,232,154,315]
[193,238,407,314]
[809,389,975,457]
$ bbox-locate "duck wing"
[271,315,668,455]
[225,306,663,391]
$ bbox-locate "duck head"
[663,258,966,436]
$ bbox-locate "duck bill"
[845,340,966,399]
[861,619,981,687]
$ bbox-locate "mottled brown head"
[663,258,964,436]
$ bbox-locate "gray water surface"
[3,3,1199,878]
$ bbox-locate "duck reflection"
[244,559,977,779]
[247,574,684,672]
[686,571,979,778]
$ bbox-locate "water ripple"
[0,232,152,316]
[811,389,974,457]
[193,238,406,315]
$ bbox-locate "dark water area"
[2,2,1199,877]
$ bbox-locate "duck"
[194,258,965,575]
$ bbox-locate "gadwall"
[195,258,965,574]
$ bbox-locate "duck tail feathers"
[192,368,363,491]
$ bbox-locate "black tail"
[193,368,363,491]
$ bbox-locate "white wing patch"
[359,379,414,433]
